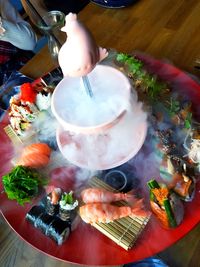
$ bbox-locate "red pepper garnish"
[20,83,37,103]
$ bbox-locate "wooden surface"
[20,0,200,79]
[2,0,200,266]
[79,0,200,77]
[0,214,122,267]
[1,213,200,267]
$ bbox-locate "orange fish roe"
[152,187,169,206]
[20,82,37,103]
[150,201,170,228]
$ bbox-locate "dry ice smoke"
[31,110,99,178]
[31,109,58,148]
[55,65,132,128]
[4,106,99,194]
[60,99,147,170]
[59,78,130,127]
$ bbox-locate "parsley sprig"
[184,111,192,129]
[2,166,48,205]
[167,98,180,117]
[116,53,166,99]
[116,53,193,129]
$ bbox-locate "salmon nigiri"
[17,143,51,168]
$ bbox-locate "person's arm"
[21,0,47,25]
[0,0,37,51]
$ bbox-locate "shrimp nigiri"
[79,201,150,224]
[17,143,51,168]
[81,188,136,204]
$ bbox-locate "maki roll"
[36,212,55,234]
[26,190,72,245]
[47,217,71,245]
[26,205,45,227]
[59,191,78,222]
[147,179,184,229]
[160,156,196,202]
[26,206,70,245]
[169,173,195,202]
[46,188,62,216]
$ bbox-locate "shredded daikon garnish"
[188,139,200,164]
[183,129,200,170]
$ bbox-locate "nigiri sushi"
[79,201,150,224]
[17,143,51,168]
[81,188,136,204]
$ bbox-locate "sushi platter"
[1,53,200,266]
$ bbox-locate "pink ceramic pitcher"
[58,13,108,77]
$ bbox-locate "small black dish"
[104,169,128,191]
[102,163,141,192]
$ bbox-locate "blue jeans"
[124,257,169,267]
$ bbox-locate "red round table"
[1,55,200,266]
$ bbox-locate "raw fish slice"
[18,153,50,168]
[22,143,51,157]
[17,143,51,168]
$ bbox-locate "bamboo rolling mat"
[4,124,36,145]
[4,125,23,145]
[88,176,150,250]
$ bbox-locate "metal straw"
[82,75,93,98]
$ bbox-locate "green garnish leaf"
[116,53,165,99]
[2,166,47,206]
[116,53,130,62]
[184,112,192,129]
[167,98,180,117]
[61,191,74,205]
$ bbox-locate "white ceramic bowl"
[51,65,133,134]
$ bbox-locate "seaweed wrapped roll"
[47,217,70,245]
[26,205,45,227]
[59,191,78,222]
[36,213,55,234]
[46,188,62,216]
[26,189,73,245]
[147,179,184,229]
